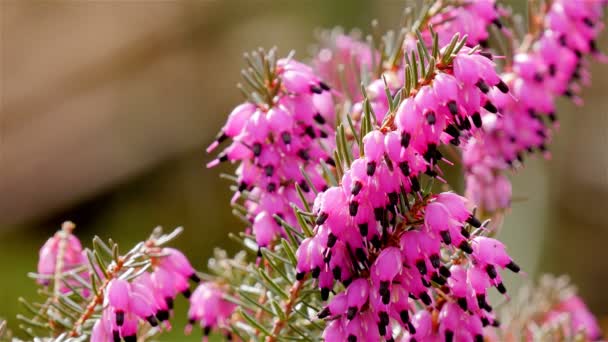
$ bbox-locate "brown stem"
[265,281,303,342]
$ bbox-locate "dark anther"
[480,39,489,48]
[378,322,387,336]
[425,167,437,178]
[590,39,598,52]
[445,124,460,138]
[204,326,212,336]
[166,297,174,310]
[467,215,482,228]
[506,261,520,273]
[116,311,125,326]
[411,177,421,192]
[497,80,509,93]
[559,35,567,46]
[367,161,377,176]
[440,230,452,245]
[445,330,454,342]
[347,307,358,320]
[320,130,328,138]
[439,266,451,278]
[358,223,368,237]
[349,201,359,216]
[355,248,368,263]
[486,265,498,279]
[296,272,305,280]
[238,182,247,192]
[379,281,391,304]
[549,64,557,76]
[431,273,446,286]
[459,241,473,254]
[379,311,390,326]
[189,273,201,283]
[297,149,310,161]
[327,233,337,247]
[477,294,492,312]
[342,278,352,287]
[371,235,382,249]
[325,157,336,167]
[447,101,458,115]
[310,85,323,94]
[316,212,328,225]
[304,125,316,138]
[408,322,417,335]
[332,266,342,280]
[481,317,490,327]
[450,138,460,146]
[476,80,490,93]
[318,307,331,319]
[491,18,503,28]
[113,330,121,342]
[147,315,159,327]
[388,192,399,205]
[124,335,137,342]
[399,161,410,176]
[266,183,276,192]
[483,101,498,114]
[252,142,262,157]
[563,89,574,98]
[401,132,411,148]
[321,288,330,300]
[430,254,441,268]
[314,113,326,124]
[416,260,427,275]
[399,310,410,323]
[496,282,507,294]
[264,165,274,177]
[475,335,484,342]
[319,81,331,91]
[460,226,470,238]
[299,180,310,193]
[457,297,468,311]
[492,319,500,327]
[462,117,472,130]
[374,207,384,221]
[218,153,229,163]
[426,111,437,125]
[534,73,544,83]
[348,335,357,342]
[419,292,432,305]
[583,17,594,27]
[278,131,291,145]
[257,248,263,257]
[182,288,192,298]
[312,266,321,278]
[156,310,170,321]
[423,144,437,162]
[479,51,493,60]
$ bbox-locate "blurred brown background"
[0,0,606,339]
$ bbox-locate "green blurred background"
[0,1,606,340]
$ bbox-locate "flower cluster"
[314,29,376,101]
[427,0,504,48]
[300,187,520,341]
[92,248,199,342]
[499,275,601,341]
[208,55,336,249]
[463,0,607,212]
[36,221,90,294]
[186,282,235,339]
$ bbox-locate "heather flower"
[93,245,198,341]
[313,30,377,101]
[208,54,336,249]
[463,0,606,212]
[186,282,235,339]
